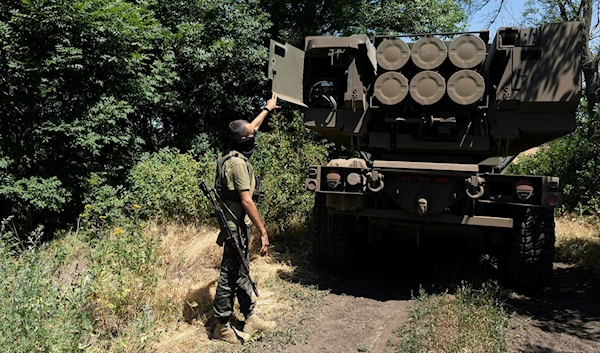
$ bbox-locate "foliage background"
[1,0,599,352]
[508,109,600,215]
[0,0,272,232]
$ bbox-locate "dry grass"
[144,222,324,353]
[555,215,600,270]
[40,220,323,352]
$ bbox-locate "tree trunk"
[580,0,600,118]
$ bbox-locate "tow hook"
[417,198,428,216]
[367,170,385,192]
[465,175,485,199]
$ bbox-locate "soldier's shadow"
[182,279,216,337]
[182,277,247,337]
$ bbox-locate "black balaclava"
[231,131,257,158]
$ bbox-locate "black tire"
[504,206,555,289]
[311,193,354,270]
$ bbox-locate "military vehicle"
[268,22,582,288]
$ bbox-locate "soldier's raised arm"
[250,93,280,131]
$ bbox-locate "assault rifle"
[200,180,259,297]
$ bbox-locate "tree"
[261,0,468,47]
[148,0,271,150]
[0,0,271,232]
[0,0,173,230]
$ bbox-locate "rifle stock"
[200,180,259,297]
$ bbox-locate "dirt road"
[508,263,600,353]
[265,237,600,353]
[284,294,409,353]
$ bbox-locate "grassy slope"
[2,215,598,352]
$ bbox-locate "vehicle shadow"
[508,262,600,343]
[273,224,499,302]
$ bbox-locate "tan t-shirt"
[220,153,255,230]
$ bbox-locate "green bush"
[252,112,330,230]
[0,0,169,234]
[80,177,129,228]
[508,128,600,215]
[0,222,92,353]
[0,213,164,352]
[0,164,72,231]
[128,147,216,221]
[127,113,329,230]
[86,221,160,347]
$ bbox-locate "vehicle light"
[326,170,342,189]
[306,179,317,191]
[417,176,431,182]
[516,179,534,201]
[546,194,559,206]
[435,177,449,183]
[347,172,362,186]
[400,175,413,182]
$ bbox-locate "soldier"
[212,93,280,344]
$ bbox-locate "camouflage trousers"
[213,227,255,323]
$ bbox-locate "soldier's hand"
[266,92,280,111]
[260,232,270,256]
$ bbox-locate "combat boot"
[213,322,251,344]
[243,314,277,335]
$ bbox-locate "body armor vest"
[214,150,264,213]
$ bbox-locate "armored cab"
[268,22,582,289]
